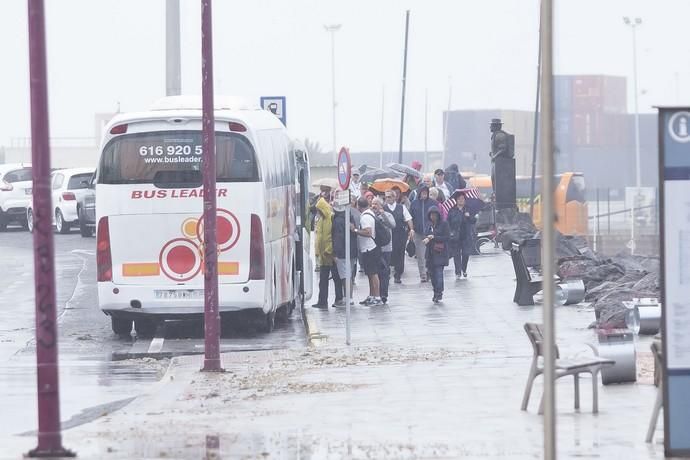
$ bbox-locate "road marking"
[148,336,165,354]
[71,249,95,256]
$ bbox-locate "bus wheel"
[276,305,289,323]
[263,310,275,333]
[111,316,132,336]
[134,318,158,338]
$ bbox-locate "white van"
[95,96,312,336]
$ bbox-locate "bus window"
[99,131,258,186]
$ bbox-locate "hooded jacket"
[314,196,334,266]
[447,204,477,252]
[444,163,466,192]
[424,206,450,267]
[409,185,439,233]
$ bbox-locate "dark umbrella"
[386,163,422,179]
[359,168,402,184]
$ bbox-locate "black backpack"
[373,216,391,248]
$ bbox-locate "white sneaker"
[367,297,384,307]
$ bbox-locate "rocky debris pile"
[558,254,659,328]
[496,213,660,328]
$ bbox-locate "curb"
[300,302,327,346]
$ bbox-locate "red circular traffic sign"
[337,147,351,190]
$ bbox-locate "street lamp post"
[623,16,642,255]
[324,24,341,161]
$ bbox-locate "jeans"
[379,251,392,300]
[430,265,444,295]
[413,233,427,278]
[453,247,471,275]
[318,264,343,305]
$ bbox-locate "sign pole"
[337,147,352,345]
[345,198,351,345]
[201,0,222,372]
[26,0,74,457]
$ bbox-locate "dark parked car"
[77,174,96,237]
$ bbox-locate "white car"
[0,163,32,231]
[27,167,96,234]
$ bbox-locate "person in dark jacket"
[409,185,439,282]
[447,193,477,279]
[385,189,414,284]
[444,163,466,192]
[423,206,450,302]
[331,202,358,307]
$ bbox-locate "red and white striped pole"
[200,0,222,372]
[26,0,74,457]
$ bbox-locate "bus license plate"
[154,289,204,300]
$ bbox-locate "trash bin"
[625,298,661,336]
[597,329,637,385]
[636,298,661,335]
[555,279,586,305]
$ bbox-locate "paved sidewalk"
[3,251,665,459]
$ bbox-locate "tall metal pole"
[424,88,429,168]
[530,26,542,219]
[380,86,385,168]
[201,0,222,372]
[324,24,341,162]
[166,0,182,96]
[443,76,452,169]
[631,22,641,189]
[397,10,410,164]
[631,21,640,256]
[539,0,557,458]
[624,17,642,255]
[26,1,74,456]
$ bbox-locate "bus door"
[294,147,313,302]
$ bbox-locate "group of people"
[312,162,479,307]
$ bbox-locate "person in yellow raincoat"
[312,186,343,309]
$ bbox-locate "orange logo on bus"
[123,208,241,281]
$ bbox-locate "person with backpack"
[371,197,395,304]
[351,197,383,306]
[424,206,451,303]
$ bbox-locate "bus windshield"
[98,131,259,185]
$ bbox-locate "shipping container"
[572,75,627,114]
[574,111,603,147]
[602,112,632,147]
[603,76,627,114]
[554,75,573,115]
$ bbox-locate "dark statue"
[489,118,514,192]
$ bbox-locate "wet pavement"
[0,227,307,457]
[0,243,666,459]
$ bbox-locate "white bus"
[95,96,312,336]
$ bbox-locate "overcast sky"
[1,0,688,153]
